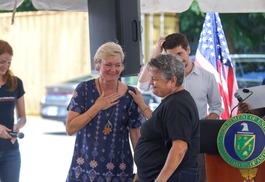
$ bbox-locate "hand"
[205,113,219,120]
[133,173,139,182]
[152,37,166,58]
[95,91,120,110]
[0,124,12,139]
[238,102,250,113]
[11,124,20,144]
[128,87,146,108]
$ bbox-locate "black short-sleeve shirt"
[0,77,25,151]
[134,90,200,181]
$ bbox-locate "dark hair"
[148,54,184,86]
[162,33,189,51]
[0,40,17,91]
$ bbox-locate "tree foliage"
[179,2,265,54]
[16,0,37,11]
[0,0,36,12]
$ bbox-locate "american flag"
[195,13,239,119]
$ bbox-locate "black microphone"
[9,132,24,139]
[230,89,254,117]
[234,92,243,102]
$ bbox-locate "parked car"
[40,75,159,124]
[231,54,265,88]
[191,54,265,88]
[40,75,94,122]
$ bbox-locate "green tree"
[16,0,37,11]
[179,2,265,54]
[0,0,36,12]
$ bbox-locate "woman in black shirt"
[130,54,199,182]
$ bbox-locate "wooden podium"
[205,154,265,182]
[200,119,265,182]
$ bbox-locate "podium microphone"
[9,132,24,139]
[230,89,254,117]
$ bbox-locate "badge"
[217,114,265,169]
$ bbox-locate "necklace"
[97,78,119,95]
[103,109,115,135]
[97,78,119,135]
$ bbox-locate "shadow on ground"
[43,132,68,136]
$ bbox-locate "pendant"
[103,119,112,135]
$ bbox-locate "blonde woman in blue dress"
[65,42,142,182]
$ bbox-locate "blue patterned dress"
[66,79,142,182]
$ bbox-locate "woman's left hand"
[128,87,145,107]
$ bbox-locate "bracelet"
[142,107,149,115]
[145,114,152,121]
[87,112,93,120]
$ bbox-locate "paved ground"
[19,116,75,182]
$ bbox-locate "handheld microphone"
[230,89,254,117]
[234,92,243,102]
[9,132,24,139]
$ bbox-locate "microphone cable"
[230,89,253,118]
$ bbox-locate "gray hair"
[94,42,125,64]
[148,54,184,86]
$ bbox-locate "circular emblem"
[217,114,265,169]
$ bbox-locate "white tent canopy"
[1,0,265,13]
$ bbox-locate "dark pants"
[0,149,21,182]
[198,153,206,182]
[167,165,199,182]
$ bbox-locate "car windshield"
[232,55,265,88]
[192,54,265,88]
[235,59,265,78]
